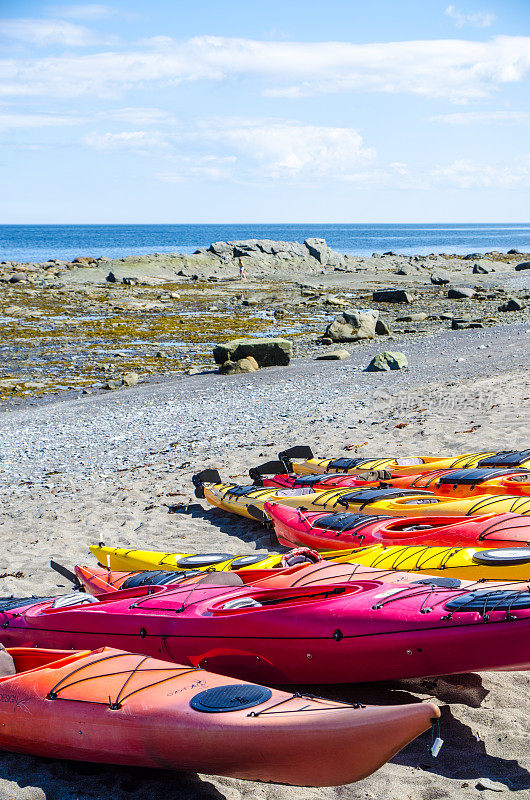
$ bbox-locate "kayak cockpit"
[0,647,93,679]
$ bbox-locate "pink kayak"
[1,579,530,684]
[264,504,530,549]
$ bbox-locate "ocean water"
[1,223,529,264]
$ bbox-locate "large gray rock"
[515,261,530,271]
[324,310,378,342]
[498,297,526,312]
[430,274,450,286]
[213,337,292,367]
[304,238,329,264]
[365,351,408,371]
[375,318,391,335]
[208,241,234,257]
[452,318,484,329]
[447,287,475,299]
[373,288,414,303]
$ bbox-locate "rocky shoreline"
[0,238,528,404]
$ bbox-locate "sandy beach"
[0,314,528,798]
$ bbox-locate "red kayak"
[1,578,530,684]
[264,504,530,550]
[75,562,530,598]
[0,646,439,785]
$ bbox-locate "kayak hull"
[203,482,530,520]
[265,504,530,549]
[0,647,438,785]
[2,581,530,684]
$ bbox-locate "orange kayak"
[0,646,439,786]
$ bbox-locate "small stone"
[498,297,525,312]
[106,271,117,283]
[508,248,521,254]
[8,272,26,283]
[365,351,408,371]
[316,349,351,360]
[515,261,530,271]
[105,379,122,390]
[396,313,428,322]
[473,263,489,274]
[475,778,508,792]
[320,337,333,345]
[122,277,138,286]
[122,372,139,387]
[448,287,475,299]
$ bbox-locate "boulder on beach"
[315,349,351,361]
[515,261,530,271]
[452,318,484,330]
[447,287,475,299]
[430,274,450,286]
[365,351,408,371]
[219,356,260,374]
[324,310,378,342]
[498,297,525,312]
[372,288,414,304]
[213,338,292,368]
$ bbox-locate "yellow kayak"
[278,447,530,476]
[193,471,530,520]
[89,543,359,572]
[90,543,530,582]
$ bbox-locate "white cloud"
[1,35,530,101]
[82,130,170,150]
[99,107,177,125]
[430,110,530,124]
[157,156,238,182]
[82,117,375,182]
[47,4,116,19]
[432,157,530,187]
[196,118,375,179]
[445,5,496,28]
[0,110,85,128]
[0,18,96,46]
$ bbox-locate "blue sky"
[1,0,529,223]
